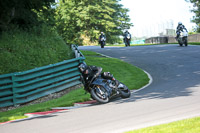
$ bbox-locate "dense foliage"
[0,0,132,44]
[55,0,133,44]
[0,0,55,31]
[186,0,200,32]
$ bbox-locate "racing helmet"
[178,22,182,25]
[78,62,87,73]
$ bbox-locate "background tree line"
[186,0,200,32]
[0,0,54,31]
[1,0,199,44]
[0,0,133,45]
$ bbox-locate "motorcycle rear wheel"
[118,83,131,98]
[178,38,183,46]
[91,85,109,103]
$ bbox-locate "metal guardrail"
[0,44,85,107]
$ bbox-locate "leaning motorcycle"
[100,37,106,48]
[81,72,131,103]
[177,29,188,46]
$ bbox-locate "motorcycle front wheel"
[91,85,109,103]
[101,42,105,48]
[178,40,183,46]
[127,40,130,46]
[184,37,188,46]
[118,83,131,98]
[125,41,128,47]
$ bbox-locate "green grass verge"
[0,50,149,123]
[125,117,200,133]
[188,42,200,45]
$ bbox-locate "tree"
[186,0,200,32]
[0,0,55,31]
[55,0,133,45]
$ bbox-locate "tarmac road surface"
[1,44,200,133]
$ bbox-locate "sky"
[119,0,196,38]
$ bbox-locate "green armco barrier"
[0,44,85,107]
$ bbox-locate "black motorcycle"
[81,72,131,103]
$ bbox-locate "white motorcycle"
[177,29,188,47]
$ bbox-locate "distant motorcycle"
[81,72,131,103]
[177,29,188,46]
[100,37,106,48]
[124,33,131,47]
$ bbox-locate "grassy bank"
[0,26,74,75]
[0,50,149,123]
[126,117,200,133]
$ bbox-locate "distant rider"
[175,22,188,40]
[99,32,106,46]
[123,30,131,46]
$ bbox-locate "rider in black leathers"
[99,32,106,47]
[176,22,188,40]
[123,30,131,46]
[79,63,117,91]
[99,32,106,41]
[79,63,102,91]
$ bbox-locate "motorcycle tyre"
[90,94,95,100]
[101,41,105,48]
[125,41,128,47]
[178,39,183,46]
[91,86,109,103]
[178,42,183,46]
[184,38,188,46]
[118,83,131,98]
[127,40,130,46]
